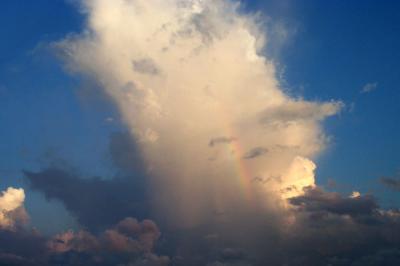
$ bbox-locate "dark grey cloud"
[348,248,400,266]
[190,10,219,43]
[24,168,148,231]
[24,132,149,230]
[17,171,400,266]
[252,177,267,184]
[0,229,47,266]
[47,217,168,266]
[132,58,161,75]
[164,187,400,266]
[289,187,378,217]
[174,6,222,45]
[381,177,400,191]
[158,204,287,266]
[209,137,235,147]
[0,217,168,266]
[0,253,33,266]
[108,131,145,174]
[283,187,400,266]
[243,147,268,160]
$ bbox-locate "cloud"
[23,131,150,230]
[209,137,236,147]
[47,217,168,265]
[2,1,398,265]
[360,82,378,93]
[282,187,400,265]
[48,217,161,254]
[24,167,149,230]
[0,187,29,230]
[381,176,400,191]
[0,184,166,265]
[108,131,146,174]
[259,100,342,125]
[278,156,317,199]
[289,187,378,217]
[347,249,400,266]
[349,191,361,198]
[132,58,161,76]
[155,184,400,265]
[57,0,341,228]
[16,131,400,265]
[0,228,47,266]
[243,147,268,160]
[2,190,400,266]
[0,216,167,266]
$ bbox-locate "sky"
[0,0,400,265]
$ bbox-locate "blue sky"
[1,0,400,234]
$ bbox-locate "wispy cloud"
[243,147,268,159]
[360,82,378,93]
[381,176,400,191]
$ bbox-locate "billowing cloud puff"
[48,217,160,254]
[57,0,341,227]
[0,187,28,229]
[47,217,168,266]
[279,156,316,199]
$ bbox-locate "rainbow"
[229,136,254,202]
[218,104,254,203]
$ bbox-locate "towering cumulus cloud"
[58,0,341,226]
[0,187,28,229]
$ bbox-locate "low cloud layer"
[152,187,400,265]
[282,188,400,266]
[2,187,400,265]
[19,132,400,265]
[0,216,168,266]
[7,134,400,265]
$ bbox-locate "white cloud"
[0,187,28,229]
[350,191,361,198]
[58,0,341,226]
[361,82,378,93]
[280,156,316,199]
